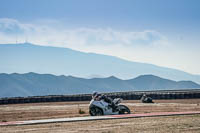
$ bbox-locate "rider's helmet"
[92,91,98,99]
[143,94,147,97]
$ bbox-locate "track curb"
[1,111,200,126]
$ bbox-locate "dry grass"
[0,99,200,122]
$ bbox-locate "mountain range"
[0,72,200,98]
[0,43,200,84]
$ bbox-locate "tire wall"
[0,90,200,105]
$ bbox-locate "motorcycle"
[89,97,131,116]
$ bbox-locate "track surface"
[1,111,200,126]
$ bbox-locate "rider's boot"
[111,102,117,112]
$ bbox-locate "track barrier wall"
[0,89,200,105]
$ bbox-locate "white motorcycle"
[89,98,131,116]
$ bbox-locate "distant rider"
[141,94,154,103]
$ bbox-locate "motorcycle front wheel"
[89,107,103,116]
[118,105,131,114]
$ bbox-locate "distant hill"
[0,43,200,84]
[0,72,200,98]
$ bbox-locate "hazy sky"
[0,0,200,74]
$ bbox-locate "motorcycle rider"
[92,91,117,111]
[141,94,154,103]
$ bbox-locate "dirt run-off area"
[0,99,200,133]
